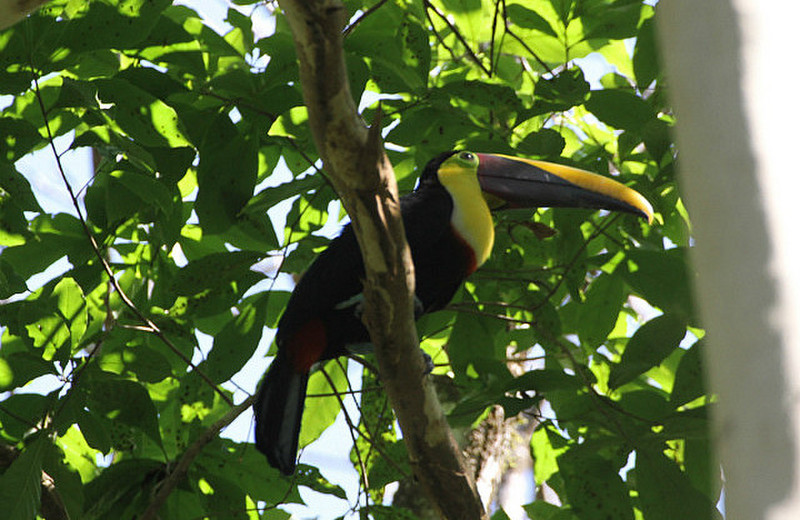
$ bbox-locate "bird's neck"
[439,174,495,269]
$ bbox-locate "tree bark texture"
[277,1,487,518]
[658,1,800,519]
[0,0,50,29]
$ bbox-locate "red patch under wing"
[451,225,478,275]
[287,318,328,372]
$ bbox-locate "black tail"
[253,351,309,475]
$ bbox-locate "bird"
[254,150,653,474]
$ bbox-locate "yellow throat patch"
[437,153,495,268]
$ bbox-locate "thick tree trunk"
[657,2,800,519]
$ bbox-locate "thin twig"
[424,0,491,75]
[332,361,411,480]
[319,365,371,501]
[499,0,554,76]
[343,0,390,37]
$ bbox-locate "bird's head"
[418,150,653,223]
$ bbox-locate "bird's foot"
[421,350,434,374]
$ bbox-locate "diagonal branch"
[139,396,256,520]
[277,1,487,518]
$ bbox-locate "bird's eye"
[459,151,475,162]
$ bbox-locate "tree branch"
[277,1,487,518]
[139,396,256,520]
[0,0,50,30]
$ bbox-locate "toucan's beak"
[476,153,653,223]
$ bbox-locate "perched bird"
[254,151,653,474]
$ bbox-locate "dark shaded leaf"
[633,16,660,88]
[578,273,625,349]
[0,119,43,163]
[557,446,634,520]
[87,377,162,447]
[0,436,48,520]
[195,114,259,233]
[622,248,695,321]
[517,128,566,157]
[531,68,590,115]
[585,89,656,131]
[523,501,579,520]
[671,340,706,406]
[171,250,263,296]
[609,313,687,389]
[636,448,722,520]
[506,4,558,36]
[197,297,266,384]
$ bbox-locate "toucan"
[254,151,653,475]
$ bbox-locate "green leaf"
[195,114,258,233]
[97,329,173,383]
[83,459,164,518]
[198,297,266,384]
[293,464,348,499]
[265,291,292,328]
[622,248,695,321]
[0,394,48,440]
[59,0,172,55]
[246,174,326,215]
[0,357,11,388]
[42,438,84,519]
[531,68,590,115]
[53,276,88,351]
[110,168,174,216]
[557,446,634,520]
[446,311,503,378]
[225,7,254,55]
[609,314,687,389]
[636,448,721,520]
[579,1,643,41]
[684,437,719,500]
[171,250,263,296]
[437,80,523,114]
[517,128,566,157]
[508,369,585,394]
[87,377,162,447]
[0,259,27,298]
[144,146,196,186]
[585,89,656,132]
[633,17,660,88]
[671,340,706,406]
[0,213,88,279]
[578,273,625,349]
[0,118,43,163]
[523,501,578,520]
[617,389,671,421]
[23,278,87,360]
[299,361,348,448]
[530,427,568,484]
[95,77,191,148]
[0,436,48,520]
[506,4,557,36]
